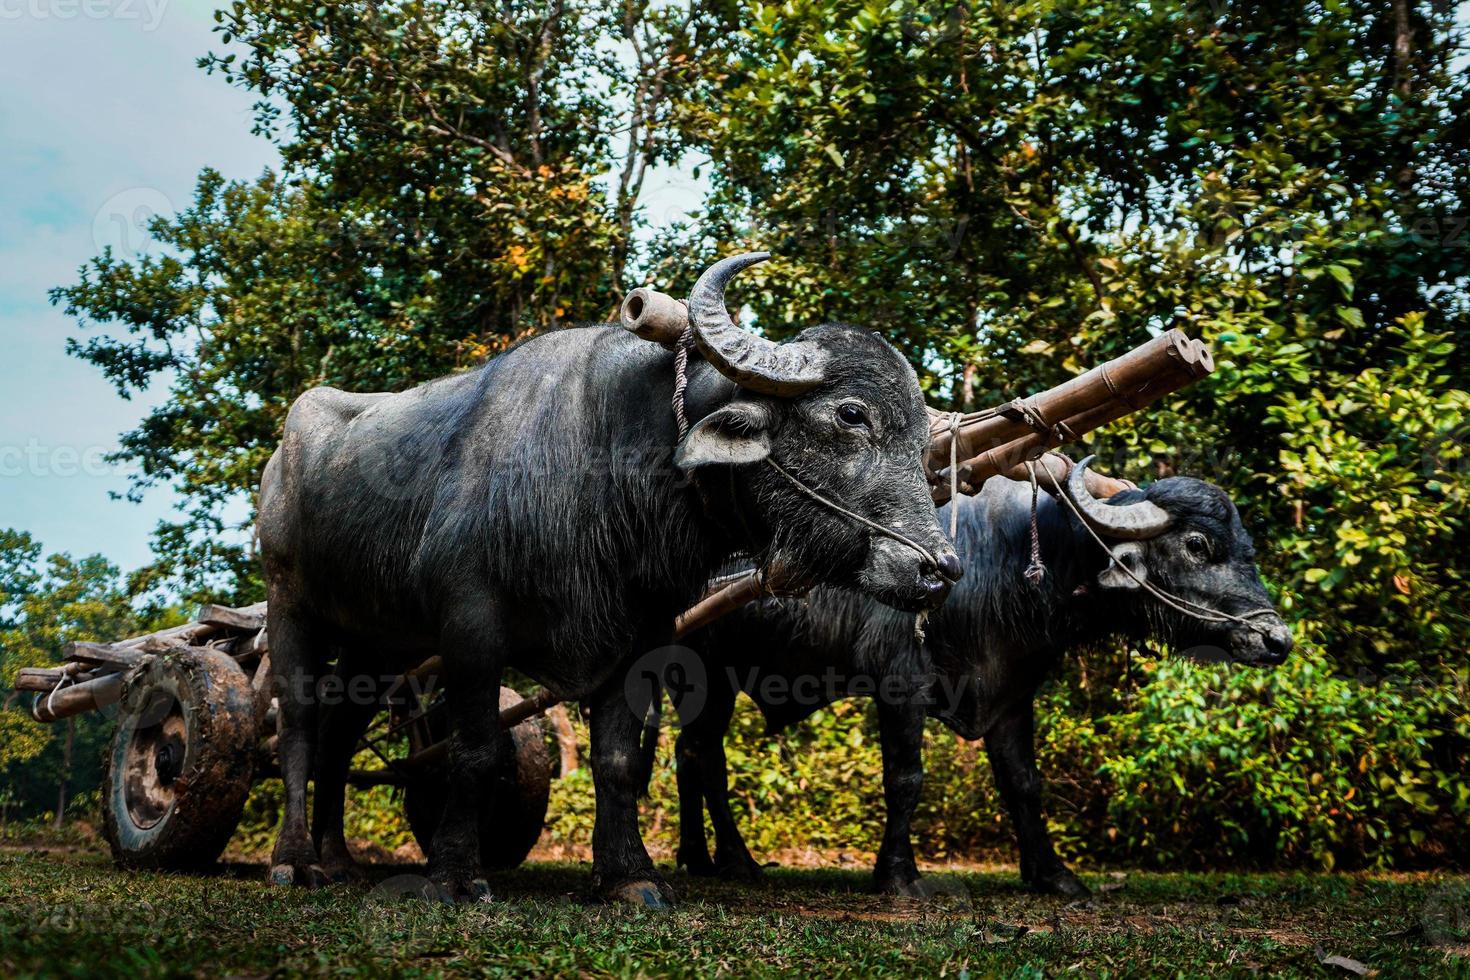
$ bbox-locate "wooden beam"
[62,641,144,670]
[13,667,68,692]
[195,602,267,632]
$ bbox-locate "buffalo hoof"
[1031,870,1090,899]
[268,862,328,889]
[430,876,492,904]
[607,878,675,910]
[877,875,929,899]
[714,854,764,883]
[677,848,718,877]
[318,858,368,886]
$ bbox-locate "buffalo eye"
[1184,532,1211,562]
[836,402,870,429]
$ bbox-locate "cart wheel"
[102,647,257,870]
[404,687,553,870]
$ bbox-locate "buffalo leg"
[266,595,326,887]
[985,702,1089,898]
[673,722,715,875]
[589,669,675,907]
[674,679,761,880]
[873,697,927,896]
[427,612,508,901]
[311,665,382,885]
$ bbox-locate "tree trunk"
[54,719,74,830]
[547,703,579,776]
[960,362,978,410]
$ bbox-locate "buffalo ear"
[1097,541,1148,590]
[675,403,774,472]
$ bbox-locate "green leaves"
[57,0,720,601]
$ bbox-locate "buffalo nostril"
[936,552,963,582]
[1266,626,1294,659]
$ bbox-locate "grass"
[0,847,1467,978]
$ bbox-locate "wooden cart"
[13,604,560,872]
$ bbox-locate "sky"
[0,0,276,570]
[0,0,705,573]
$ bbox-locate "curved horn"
[1065,455,1172,540]
[687,252,827,396]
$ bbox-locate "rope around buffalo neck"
[766,459,941,643]
[763,458,947,574]
[1038,452,1280,637]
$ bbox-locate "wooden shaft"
[30,672,124,723]
[14,667,73,692]
[927,330,1211,475]
[672,572,768,640]
[497,687,562,729]
[951,354,1206,489]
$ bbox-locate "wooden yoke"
[927,330,1214,503]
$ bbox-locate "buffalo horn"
[1065,455,1172,540]
[687,252,827,396]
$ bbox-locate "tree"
[678,0,1470,672]
[52,0,722,603]
[0,531,143,821]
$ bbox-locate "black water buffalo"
[670,458,1292,897]
[256,253,961,906]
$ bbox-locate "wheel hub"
[121,692,187,831]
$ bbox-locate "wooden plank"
[14,668,67,692]
[62,640,144,670]
[196,603,266,632]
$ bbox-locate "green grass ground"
[0,848,1466,978]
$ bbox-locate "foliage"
[688,0,1470,677]
[26,0,1470,873]
[0,530,142,795]
[532,638,1469,872]
[50,0,720,602]
[0,531,186,825]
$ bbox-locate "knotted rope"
[1023,459,1046,586]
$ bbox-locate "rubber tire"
[102,648,257,870]
[403,687,553,870]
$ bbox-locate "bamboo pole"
[926,330,1212,484]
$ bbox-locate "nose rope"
[947,411,962,545]
[1038,452,1281,638]
[763,458,945,572]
